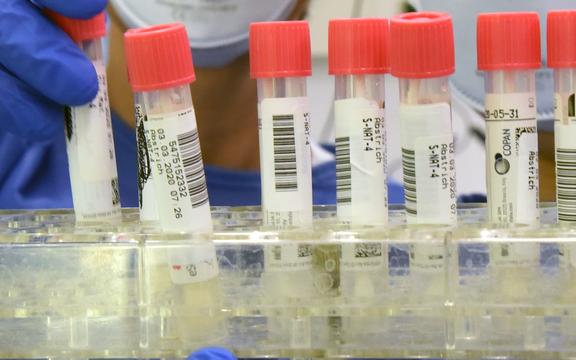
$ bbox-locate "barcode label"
[272,114,298,192]
[177,129,209,208]
[146,107,213,232]
[555,98,576,223]
[400,103,457,225]
[260,97,313,229]
[402,148,417,216]
[341,242,385,271]
[557,148,576,221]
[410,243,445,272]
[265,243,313,272]
[336,137,352,204]
[334,98,388,225]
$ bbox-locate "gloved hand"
[0,0,107,139]
[187,347,236,360]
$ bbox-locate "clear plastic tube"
[483,69,539,225]
[399,76,457,225]
[553,68,576,276]
[135,85,212,233]
[332,74,387,330]
[256,76,314,349]
[483,70,540,304]
[334,74,387,226]
[123,22,222,351]
[256,76,313,229]
[65,38,121,223]
[136,86,221,347]
[554,68,576,223]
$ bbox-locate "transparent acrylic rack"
[0,204,574,360]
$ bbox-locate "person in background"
[0,0,405,209]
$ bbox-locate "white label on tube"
[136,104,159,222]
[265,243,313,272]
[410,243,444,272]
[65,60,121,221]
[554,92,576,222]
[484,93,539,225]
[490,242,539,267]
[168,242,219,284]
[145,107,212,232]
[341,242,385,271]
[400,103,457,225]
[260,97,313,229]
[334,98,387,225]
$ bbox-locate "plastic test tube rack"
[0,205,574,360]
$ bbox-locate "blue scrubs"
[0,114,404,209]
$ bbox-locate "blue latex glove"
[0,0,107,139]
[187,347,236,360]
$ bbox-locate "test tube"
[547,11,576,293]
[548,10,576,223]
[249,21,313,230]
[327,20,389,340]
[124,23,212,233]
[477,13,541,305]
[48,12,121,223]
[250,21,314,349]
[125,24,223,348]
[477,12,541,226]
[328,18,389,226]
[390,12,457,225]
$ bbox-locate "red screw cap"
[47,11,106,43]
[124,23,196,92]
[329,18,390,75]
[250,21,312,79]
[477,12,541,71]
[547,10,576,68]
[390,12,455,79]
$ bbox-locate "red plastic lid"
[329,18,390,75]
[250,21,311,79]
[477,12,541,71]
[47,11,106,43]
[390,12,454,79]
[547,10,576,68]
[124,23,195,92]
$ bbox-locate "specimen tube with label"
[125,24,222,348]
[329,18,388,310]
[477,12,541,226]
[250,21,314,349]
[49,11,121,222]
[548,10,576,223]
[477,13,541,304]
[390,12,457,225]
[547,10,576,294]
[250,21,313,230]
[124,23,212,232]
[329,18,389,226]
